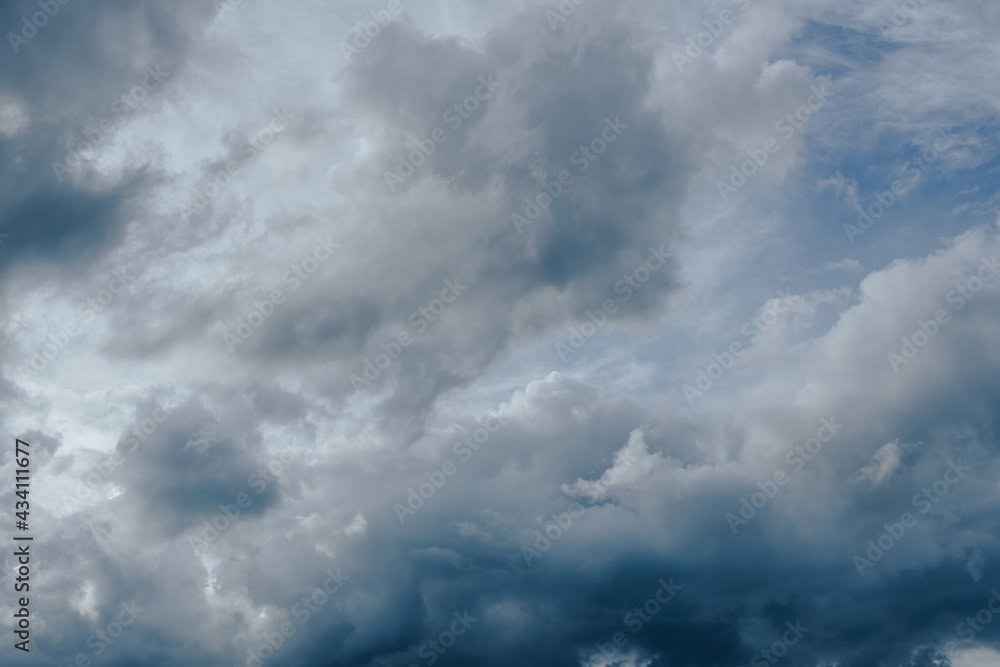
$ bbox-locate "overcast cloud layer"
[2,0,1000,665]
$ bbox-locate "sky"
[1,0,1000,665]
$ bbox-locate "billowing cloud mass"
[2,0,1000,665]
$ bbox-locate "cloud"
[850,439,907,487]
[3,0,1000,665]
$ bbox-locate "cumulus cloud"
[3,0,1000,665]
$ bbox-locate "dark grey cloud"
[0,0,202,281]
[3,0,1000,666]
[114,398,280,536]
